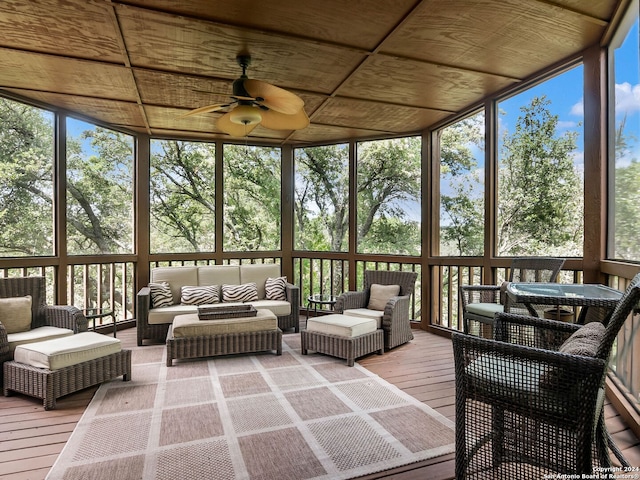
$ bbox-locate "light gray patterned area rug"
[46,334,455,480]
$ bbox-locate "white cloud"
[570,99,584,116]
[615,82,640,114]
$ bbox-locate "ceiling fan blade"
[216,111,259,137]
[260,108,309,131]
[243,79,304,115]
[180,102,233,118]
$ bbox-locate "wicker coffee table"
[166,309,282,366]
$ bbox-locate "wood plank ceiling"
[0,0,622,145]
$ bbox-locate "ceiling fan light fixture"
[229,104,262,125]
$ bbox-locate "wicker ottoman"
[166,309,282,366]
[301,314,384,366]
[3,332,131,410]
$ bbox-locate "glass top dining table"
[505,282,623,324]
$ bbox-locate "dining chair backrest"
[508,257,565,283]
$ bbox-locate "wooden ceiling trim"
[530,0,609,24]
[107,3,151,134]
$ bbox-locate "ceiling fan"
[181,55,309,137]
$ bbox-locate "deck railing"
[292,254,422,320]
[2,256,639,418]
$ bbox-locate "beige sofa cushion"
[151,267,198,305]
[307,314,377,337]
[0,296,32,334]
[171,310,278,337]
[250,300,291,317]
[7,326,75,353]
[240,264,281,299]
[14,332,121,370]
[149,304,199,325]
[198,265,240,287]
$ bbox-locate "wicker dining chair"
[452,273,640,479]
[334,270,418,349]
[460,257,565,336]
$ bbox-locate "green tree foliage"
[439,113,485,256]
[0,99,54,256]
[294,144,349,251]
[223,145,281,251]
[66,126,134,254]
[357,137,421,255]
[294,138,422,256]
[498,96,583,256]
[613,115,640,260]
[150,140,216,252]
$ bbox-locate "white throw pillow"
[367,284,400,311]
[0,295,32,334]
[222,283,259,302]
[265,277,287,301]
[149,282,173,308]
[181,285,220,305]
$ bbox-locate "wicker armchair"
[460,257,565,336]
[0,277,88,382]
[452,273,640,479]
[334,270,418,350]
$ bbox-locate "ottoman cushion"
[172,310,278,337]
[14,332,121,370]
[307,314,377,337]
[7,326,74,353]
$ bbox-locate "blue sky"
[499,20,639,172]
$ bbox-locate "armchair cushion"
[180,285,219,305]
[559,321,605,356]
[7,326,74,353]
[465,302,504,318]
[0,296,33,334]
[149,282,173,308]
[343,308,383,328]
[367,284,400,310]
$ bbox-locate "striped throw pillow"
[181,285,220,305]
[149,282,173,308]
[265,277,287,301]
[221,283,258,302]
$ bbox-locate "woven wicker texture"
[301,329,384,366]
[0,276,89,384]
[166,327,282,366]
[334,270,417,350]
[3,349,131,410]
[453,273,640,478]
[460,257,565,336]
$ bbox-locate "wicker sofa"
[136,264,299,345]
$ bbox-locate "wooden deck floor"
[1,326,639,479]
